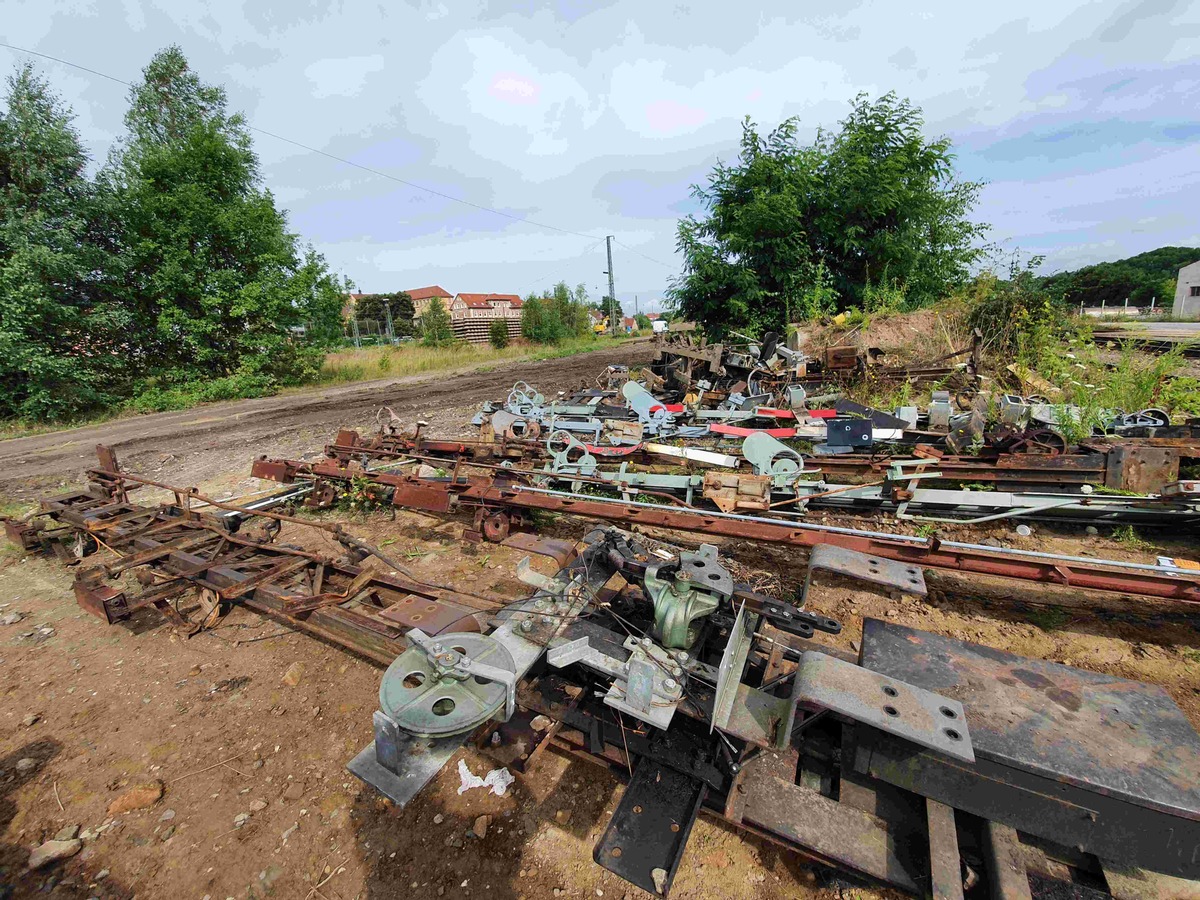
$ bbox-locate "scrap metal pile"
[10,447,1200,898]
[9,329,1200,897]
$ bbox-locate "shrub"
[488,318,510,349]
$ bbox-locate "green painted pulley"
[379,630,516,738]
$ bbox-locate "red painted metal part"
[710,424,797,438]
[249,458,1200,605]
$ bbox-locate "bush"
[488,318,510,349]
[127,372,276,413]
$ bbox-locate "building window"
[1191,285,1200,297]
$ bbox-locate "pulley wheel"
[380,632,515,737]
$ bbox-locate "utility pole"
[383,300,395,344]
[604,235,617,335]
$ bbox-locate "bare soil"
[1,339,1198,900]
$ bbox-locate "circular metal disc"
[379,632,515,737]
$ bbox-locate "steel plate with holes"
[802,544,926,605]
[857,618,1200,879]
[792,651,974,762]
[594,758,706,896]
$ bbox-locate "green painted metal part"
[642,546,732,649]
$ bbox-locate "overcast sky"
[5,1,1199,311]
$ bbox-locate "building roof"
[407,285,453,301]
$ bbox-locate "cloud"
[645,99,708,134]
[305,54,384,99]
[3,0,1196,299]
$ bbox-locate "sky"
[4,0,1199,312]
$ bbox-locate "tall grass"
[315,336,628,385]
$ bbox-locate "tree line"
[1039,246,1199,309]
[0,48,347,421]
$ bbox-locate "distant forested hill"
[1041,246,1200,308]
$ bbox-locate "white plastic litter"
[456,759,514,797]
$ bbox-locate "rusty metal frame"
[249,457,1200,605]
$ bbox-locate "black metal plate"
[594,759,706,896]
[859,619,1200,821]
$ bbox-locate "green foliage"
[797,260,839,321]
[126,372,276,412]
[964,257,1059,358]
[339,475,389,513]
[1161,375,1200,418]
[1111,525,1153,550]
[0,49,349,424]
[669,93,987,336]
[522,281,593,344]
[419,296,454,347]
[354,291,415,337]
[1040,246,1200,309]
[861,277,907,315]
[0,64,125,420]
[1028,606,1071,632]
[488,317,510,349]
[634,313,651,331]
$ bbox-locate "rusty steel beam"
[248,457,1200,606]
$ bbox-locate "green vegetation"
[488,318,510,349]
[522,281,593,344]
[669,92,987,335]
[1041,246,1199,310]
[1028,605,1071,632]
[420,297,454,347]
[0,49,346,424]
[353,292,415,338]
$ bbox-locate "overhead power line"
[0,41,604,242]
[612,237,675,269]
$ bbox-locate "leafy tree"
[669,93,987,335]
[634,313,651,331]
[488,317,510,349]
[420,296,454,346]
[521,294,561,343]
[99,47,341,385]
[354,291,415,337]
[0,63,121,419]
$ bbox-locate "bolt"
[432,643,444,653]
[534,599,546,610]
[672,666,683,677]
[520,619,534,632]
[675,651,689,662]
[641,637,652,647]
[664,678,677,691]
[541,616,553,625]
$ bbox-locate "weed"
[1028,605,1071,632]
[338,475,389,513]
[1111,525,1153,549]
[913,523,938,538]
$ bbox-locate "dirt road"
[0,341,655,500]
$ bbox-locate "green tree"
[488,317,510,349]
[0,63,121,419]
[420,296,454,346]
[100,46,341,386]
[669,93,987,335]
[521,293,564,343]
[634,313,651,331]
[354,291,415,337]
